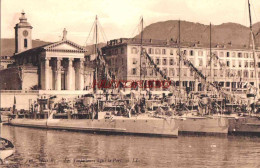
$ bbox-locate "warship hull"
[228,117,260,135]
[177,117,229,135]
[9,117,178,137]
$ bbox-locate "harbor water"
[1,125,260,168]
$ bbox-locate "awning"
[120,90,131,95]
[150,91,171,95]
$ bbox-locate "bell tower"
[14,10,33,54]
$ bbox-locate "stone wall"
[0,90,91,110]
[0,67,21,90]
[0,66,38,90]
[22,67,38,90]
[0,91,38,110]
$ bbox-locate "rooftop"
[104,38,258,51]
[13,39,87,58]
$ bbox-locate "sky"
[1,0,260,46]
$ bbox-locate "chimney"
[166,39,170,45]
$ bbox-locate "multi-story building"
[102,38,260,92]
[0,56,14,70]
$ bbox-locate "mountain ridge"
[135,20,260,47]
[2,20,260,56]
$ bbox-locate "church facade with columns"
[2,11,94,91]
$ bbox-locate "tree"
[17,66,24,90]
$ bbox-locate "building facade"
[0,56,14,70]
[102,38,260,92]
[0,11,94,91]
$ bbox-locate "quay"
[1,10,260,138]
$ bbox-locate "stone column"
[56,58,62,90]
[78,58,84,90]
[45,57,50,90]
[67,58,74,90]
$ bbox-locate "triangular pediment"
[51,43,80,50]
[43,40,87,52]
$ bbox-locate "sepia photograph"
[1,0,260,167]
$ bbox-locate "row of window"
[214,51,254,58]
[130,47,259,59]
[131,57,258,69]
[106,46,260,61]
[107,47,125,56]
[132,58,176,66]
[130,68,260,78]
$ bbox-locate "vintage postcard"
[1,0,260,167]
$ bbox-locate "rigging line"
[98,21,108,42]
[131,17,143,39]
[137,19,142,39]
[129,21,140,39]
[244,0,248,26]
[252,1,258,25]
[142,19,147,39]
[85,19,96,46]
[203,25,209,33]
[95,16,99,53]
[92,19,96,54]
[100,24,108,42]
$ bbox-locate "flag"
[13,95,16,114]
[14,95,16,105]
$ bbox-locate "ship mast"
[140,17,144,94]
[95,15,98,56]
[248,0,259,98]
[178,20,181,103]
[210,23,213,84]
[95,15,98,93]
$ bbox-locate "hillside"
[135,20,260,47]
[3,20,260,56]
[84,43,106,55]
[1,38,106,56]
[1,39,51,56]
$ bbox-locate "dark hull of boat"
[177,117,229,135]
[228,117,260,135]
[9,118,178,137]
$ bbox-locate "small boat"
[0,123,15,164]
[0,138,14,163]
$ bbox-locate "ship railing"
[0,90,23,93]
[0,90,39,94]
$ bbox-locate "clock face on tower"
[23,30,28,37]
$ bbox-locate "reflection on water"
[1,125,260,168]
